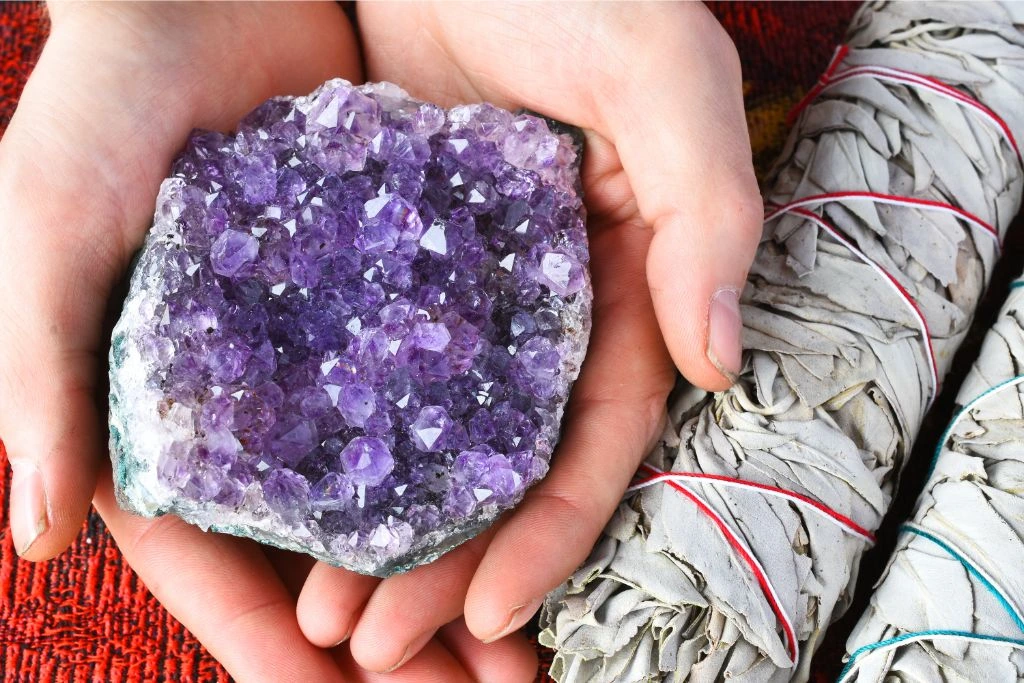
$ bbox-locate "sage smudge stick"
[841,273,1024,682]
[540,3,1024,681]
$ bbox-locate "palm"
[293,3,679,672]
[1,4,511,680]
[4,3,759,680]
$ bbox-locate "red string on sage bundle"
[787,44,1023,168]
[626,463,876,665]
[763,42,1024,409]
[631,215,935,664]
[632,42,1022,669]
[626,463,798,664]
[767,191,1001,251]
[762,185,1008,407]
[629,463,875,543]
[764,204,940,409]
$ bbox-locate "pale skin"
[0,3,760,680]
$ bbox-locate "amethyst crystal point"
[108,79,592,575]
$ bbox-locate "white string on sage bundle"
[540,3,1024,681]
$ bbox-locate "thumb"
[605,4,762,390]
[0,163,111,560]
[0,35,127,559]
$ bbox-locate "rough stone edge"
[108,84,593,576]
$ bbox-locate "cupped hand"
[0,4,537,681]
[296,1,762,673]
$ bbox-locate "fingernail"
[329,628,352,648]
[481,596,544,644]
[383,630,433,673]
[10,461,49,557]
[707,287,743,382]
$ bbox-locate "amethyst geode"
[108,79,591,575]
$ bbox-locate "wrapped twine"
[840,275,1024,682]
[539,3,1024,681]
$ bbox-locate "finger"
[600,4,762,389]
[465,208,675,641]
[0,14,131,560]
[297,561,380,648]
[333,637,475,683]
[264,547,317,598]
[436,619,538,683]
[360,2,761,390]
[350,530,495,672]
[94,469,345,682]
[0,155,112,559]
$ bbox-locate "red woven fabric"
[0,3,858,681]
[0,2,46,136]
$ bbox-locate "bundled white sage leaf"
[841,276,1024,682]
[540,3,1024,681]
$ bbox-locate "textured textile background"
[8,2,999,681]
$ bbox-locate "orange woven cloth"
[0,3,859,681]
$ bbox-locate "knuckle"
[652,3,742,77]
[121,514,185,561]
[613,5,691,72]
[684,5,743,81]
[533,487,589,523]
[526,486,608,550]
[0,322,45,438]
[634,389,672,449]
[223,595,294,641]
[570,392,670,462]
[719,186,766,246]
[711,26,743,83]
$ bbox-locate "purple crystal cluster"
[109,79,591,575]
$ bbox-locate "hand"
[295,1,762,673]
[0,4,531,681]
